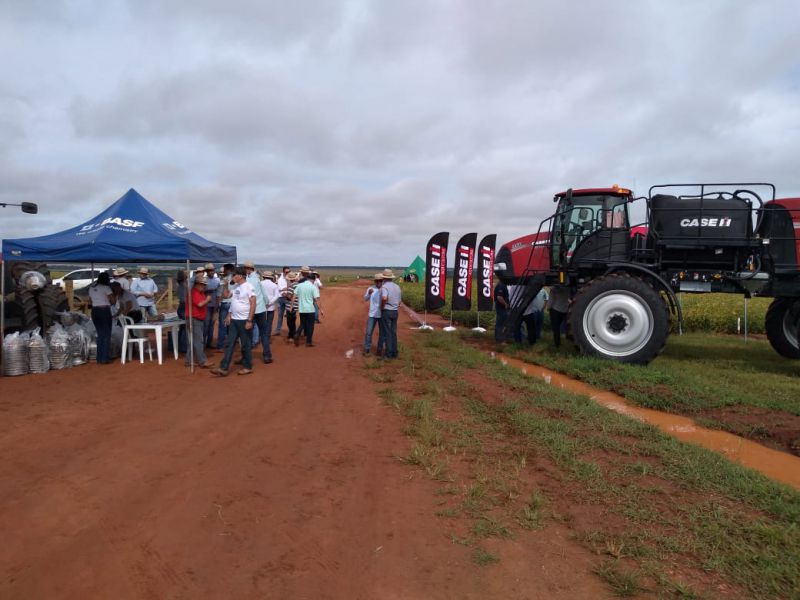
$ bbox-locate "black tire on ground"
[569,273,670,365]
[765,297,800,359]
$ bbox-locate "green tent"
[402,255,425,282]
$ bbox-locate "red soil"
[0,287,610,599]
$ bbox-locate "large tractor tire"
[16,288,41,329]
[37,284,70,329]
[569,273,670,365]
[6,285,68,333]
[765,297,800,359]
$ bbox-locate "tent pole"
[1,258,5,377]
[187,259,194,374]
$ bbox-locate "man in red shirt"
[188,274,214,368]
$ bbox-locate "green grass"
[471,547,500,567]
[593,561,645,597]
[375,330,800,598]
[508,331,800,419]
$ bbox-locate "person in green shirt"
[293,267,322,347]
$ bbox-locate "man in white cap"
[379,268,402,359]
[112,267,131,291]
[203,263,220,348]
[363,273,384,355]
[131,267,159,321]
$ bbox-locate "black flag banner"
[451,232,477,311]
[476,234,496,311]
[425,232,449,311]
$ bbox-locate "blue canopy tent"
[2,188,236,263]
[2,188,237,372]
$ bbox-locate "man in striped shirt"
[283,272,300,341]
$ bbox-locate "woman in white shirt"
[88,272,115,364]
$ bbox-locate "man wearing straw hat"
[131,266,159,321]
[202,263,221,349]
[211,267,256,376]
[379,268,401,359]
[363,273,384,355]
[187,273,214,369]
[112,267,131,291]
[259,270,280,363]
[294,266,322,347]
[243,260,272,360]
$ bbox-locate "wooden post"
[167,278,174,310]
[65,280,74,311]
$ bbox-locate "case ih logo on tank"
[679,217,733,227]
[456,244,475,297]
[430,243,446,298]
[479,245,494,300]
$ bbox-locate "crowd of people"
[86,263,326,372]
[181,263,324,376]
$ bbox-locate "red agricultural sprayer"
[494,183,800,364]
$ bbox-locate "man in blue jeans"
[216,263,234,350]
[273,266,291,336]
[211,268,256,377]
[363,273,384,355]
[202,263,220,348]
[379,269,401,359]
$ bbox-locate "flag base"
[443,325,457,332]
[471,327,487,333]
[417,323,434,331]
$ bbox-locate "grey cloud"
[4,0,800,266]
[70,64,340,162]
[127,0,347,48]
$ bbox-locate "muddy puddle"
[492,353,800,490]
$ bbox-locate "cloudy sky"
[2,0,799,266]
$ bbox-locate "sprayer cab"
[493,186,634,284]
[550,186,634,270]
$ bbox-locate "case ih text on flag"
[451,233,477,311]
[425,232,449,311]
[476,234,496,312]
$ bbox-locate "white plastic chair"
[119,315,153,363]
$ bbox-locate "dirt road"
[0,286,608,599]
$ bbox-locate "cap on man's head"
[262,270,276,280]
[138,267,150,275]
[243,261,256,269]
[381,268,395,279]
[300,265,311,274]
[204,263,215,271]
[195,273,208,285]
[373,273,384,281]
[112,267,129,277]
[287,271,300,281]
